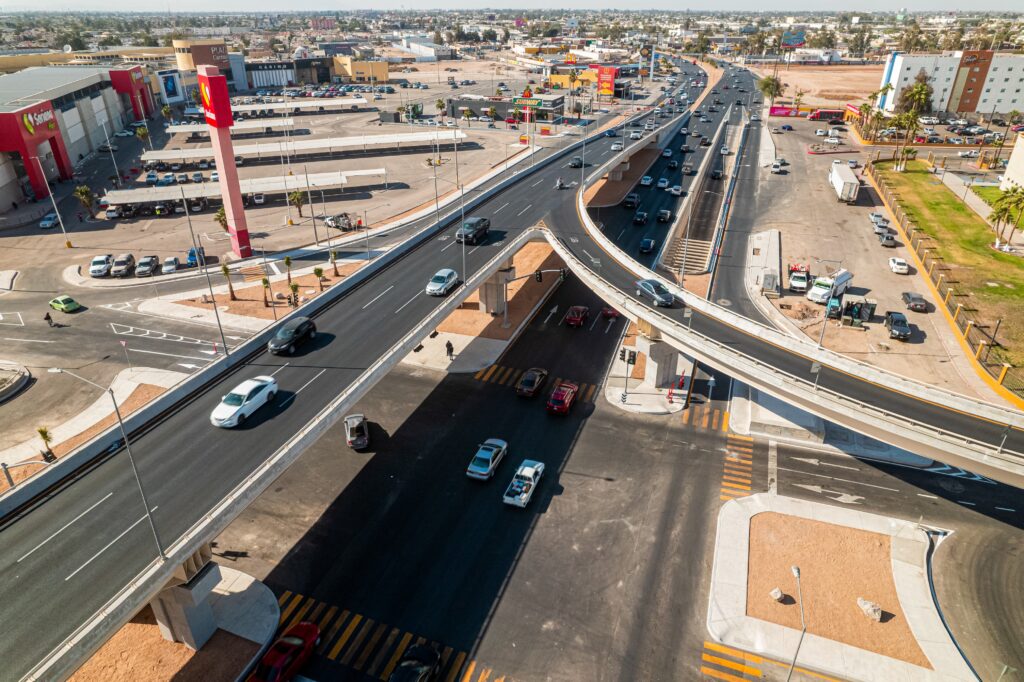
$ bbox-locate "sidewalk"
[707,493,975,681]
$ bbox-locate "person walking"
[44,312,54,327]
[445,340,454,360]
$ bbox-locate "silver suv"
[110,253,136,278]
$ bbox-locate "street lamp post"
[180,187,229,355]
[303,165,319,246]
[47,367,165,560]
[786,565,807,682]
[32,156,71,248]
[459,184,467,279]
[99,120,121,186]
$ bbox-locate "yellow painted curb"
[864,166,1024,410]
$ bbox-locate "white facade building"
[1001,134,1024,193]
[878,50,1024,115]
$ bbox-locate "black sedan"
[267,316,317,355]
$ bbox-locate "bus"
[808,108,845,121]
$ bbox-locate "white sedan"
[466,438,508,480]
[39,212,59,229]
[669,185,683,196]
[426,268,459,296]
[639,175,653,187]
[611,142,624,151]
[888,257,910,275]
[657,178,670,189]
[210,376,278,428]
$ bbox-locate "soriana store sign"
[197,71,233,128]
[22,108,56,136]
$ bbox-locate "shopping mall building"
[0,64,153,207]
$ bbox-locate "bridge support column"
[643,339,681,387]
[150,548,220,650]
[478,258,514,315]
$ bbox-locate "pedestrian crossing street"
[277,591,510,682]
[679,403,730,433]
[719,434,754,502]
[472,364,600,403]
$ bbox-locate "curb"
[0,364,31,405]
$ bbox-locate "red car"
[248,621,320,682]
[546,381,579,415]
[601,306,620,320]
[565,306,590,327]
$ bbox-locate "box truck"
[829,163,859,204]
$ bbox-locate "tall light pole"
[135,92,154,150]
[786,565,807,682]
[430,157,441,224]
[303,165,319,245]
[32,156,71,248]
[180,187,228,354]
[47,367,165,560]
[459,184,467,278]
[99,120,121,186]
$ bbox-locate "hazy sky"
[5,1,1024,11]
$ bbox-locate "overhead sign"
[512,97,541,107]
[781,30,806,48]
[197,71,234,128]
[597,66,616,97]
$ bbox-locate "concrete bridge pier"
[478,258,515,315]
[149,544,219,650]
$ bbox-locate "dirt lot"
[747,512,930,668]
[748,64,884,108]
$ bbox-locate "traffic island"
[708,494,974,681]
[602,321,687,414]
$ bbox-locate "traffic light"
[628,351,638,365]
[619,348,627,362]
[534,270,543,282]
[559,268,568,282]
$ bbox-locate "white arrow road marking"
[777,466,899,491]
[543,306,559,324]
[789,456,860,471]
[793,484,864,505]
[176,363,203,370]
[569,236,579,243]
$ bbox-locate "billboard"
[191,43,230,71]
[597,66,617,97]
[197,71,234,128]
[780,31,806,49]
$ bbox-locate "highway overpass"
[2,62,1021,681]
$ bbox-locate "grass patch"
[972,185,1003,207]
[876,160,1024,365]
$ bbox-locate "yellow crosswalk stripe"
[712,410,720,430]
[721,480,752,491]
[277,590,292,606]
[722,475,751,485]
[701,665,750,681]
[474,366,489,380]
[701,410,711,429]
[721,411,730,432]
[723,468,751,478]
[492,367,510,384]
[445,652,467,682]
[702,653,762,676]
[704,641,764,663]
[340,618,375,666]
[481,365,499,382]
[328,613,363,661]
[306,602,326,627]
[477,667,492,682]
[583,383,596,402]
[508,369,523,386]
[367,626,401,676]
[379,631,414,680]
[279,593,304,625]
[720,489,749,498]
[318,605,338,632]
[501,367,517,384]
[318,609,348,655]
[460,660,477,682]
[723,461,751,470]
[354,622,388,670]
[283,597,316,632]
[682,408,692,424]
[727,434,754,442]
[725,456,752,464]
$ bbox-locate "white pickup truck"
[502,460,545,508]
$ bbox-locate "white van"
[806,269,853,304]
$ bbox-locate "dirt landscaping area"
[0,383,166,492]
[70,606,257,682]
[746,512,930,668]
[748,64,884,108]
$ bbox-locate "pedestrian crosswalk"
[698,640,843,681]
[276,591,510,681]
[679,403,730,433]
[239,265,266,282]
[473,364,600,403]
[719,435,754,502]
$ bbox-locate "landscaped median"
[867,159,1024,399]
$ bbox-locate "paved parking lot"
[755,119,1000,400]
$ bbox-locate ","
[466,438,508,480]
[546,381,579,415]
[267,316,317,355]
[503,460,546,508]
[210,376,278,428]
[635,278,674,307]
[48,295,80,313]
[425,268,458,296]
[247,621,319,682]
[565,305,589,327]
[515,367,549,397]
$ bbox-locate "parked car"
[466,438,508,480]
[161,257,179,275]
[425,268,458,296]
[888,257,910,274]
[145,171,159,185]
[878,232,898,247]
[902,292,928,312]
[39,212,59,229]
[186,246,206,267]
[89,254,113,277]
[135,255,160,277]
[884,311,912,341]
[210,376,278,428]
[267,316,317,355]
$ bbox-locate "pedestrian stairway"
[662,237,713,274]
[276,591,512,681]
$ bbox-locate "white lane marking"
[270,362,290,376]
[66,514,149,581]
[269,262,282,275]
[468,245,482,255]
[957,500,976,506]
[395,292,420,314]
[589,315,599,331]
[361,285,394,310]
[441,240,457,252]
[530,178,545,187]
[101,303,249,332]
[996,507,1017,512]
[605,319,615,334]
[776,466,900,491]
[617,229,626,240]
[177,363,203,370]
[0,312,25,326]
[917,493,938,499]
[127,348,214,361]
[493,202,509,214]
[18,492,114,563]
[768,441,778,494]
[789,456,859,472]
[279,368,327,407]
[516,204,532,216]
[2,337,56,343]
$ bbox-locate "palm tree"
[757,75,783,106]
[135,126,150,148]
[996,186,1024,244]
[330,250,339,277]
[220,263,236,301]
[989,202,1013,244]
[283,256,292,285]
[73,185,95,218]
[462,109,472,126]
[792,88,806,113]
[895,82,930,171]
[568,68,579,115]
[288,190,305,218]
[289,282,299,307]
[37,426,54,461]
[487,106,497,121]
[313,266,324,291]
[435,99,445,120]
[161,104,172,119]
[214,206,228,232]
[261,277,270,307]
